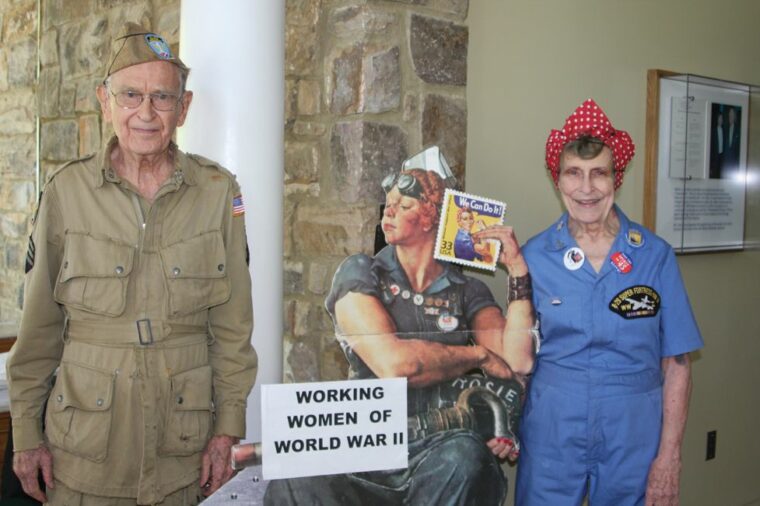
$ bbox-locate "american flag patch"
[232,193,245,217]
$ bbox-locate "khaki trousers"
[46,481,203,506]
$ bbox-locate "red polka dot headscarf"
[545,99,635,189]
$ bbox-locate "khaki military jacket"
[7,137,257,503]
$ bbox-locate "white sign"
[261,378,408,480]
[668,96,708,180]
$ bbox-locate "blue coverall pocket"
[534,293,585,346]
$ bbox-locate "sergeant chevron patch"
[25,237,35,273]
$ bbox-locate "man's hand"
[645,453,681,506]
[13,446,54,503]
[200,434,239,496]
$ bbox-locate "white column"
[178,0,284,442]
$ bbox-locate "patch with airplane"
[609,285,660,319]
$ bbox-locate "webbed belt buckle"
[136,319,154,345]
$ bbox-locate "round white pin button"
[437,314,459,332]
[563,247,585,271]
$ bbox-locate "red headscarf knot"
[545,99,635,189]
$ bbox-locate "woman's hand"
[487,436,520,462]
[645,452,681,506]
[472,225,528,276]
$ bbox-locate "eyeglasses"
[108,88,182,111]
[381,173,425,200]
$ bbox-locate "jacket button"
[115,266,124,275]
[96,398,104,406]
[217,264,224,272]
[56,395,63,402]
[173,267,181,276]
[63,261,68,268]
[177,395,184,405]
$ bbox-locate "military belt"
[65,319,208,346]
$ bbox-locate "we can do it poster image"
[435,189,506,271]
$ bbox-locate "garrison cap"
[105,22,188,78]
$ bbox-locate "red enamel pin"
[610,252,633,274]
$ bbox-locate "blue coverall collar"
[543,205,641,279]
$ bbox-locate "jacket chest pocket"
[45,362,116,463]
[160,365,214,456]
[160,231,231,317]
[54,233,134,316]
[535,292,586,347]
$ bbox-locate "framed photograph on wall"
[644,70,756,253]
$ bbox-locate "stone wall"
[0,0,179,329]
[283,0,469,382]
[0,0,36,329]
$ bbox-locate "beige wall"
[467,1,760,505]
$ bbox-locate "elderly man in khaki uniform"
[7,22,257,505]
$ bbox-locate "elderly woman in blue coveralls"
[502,99,703,506]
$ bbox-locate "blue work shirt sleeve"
[325,254,380,320]
[462,276,500,323]
[658,248,704,357]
